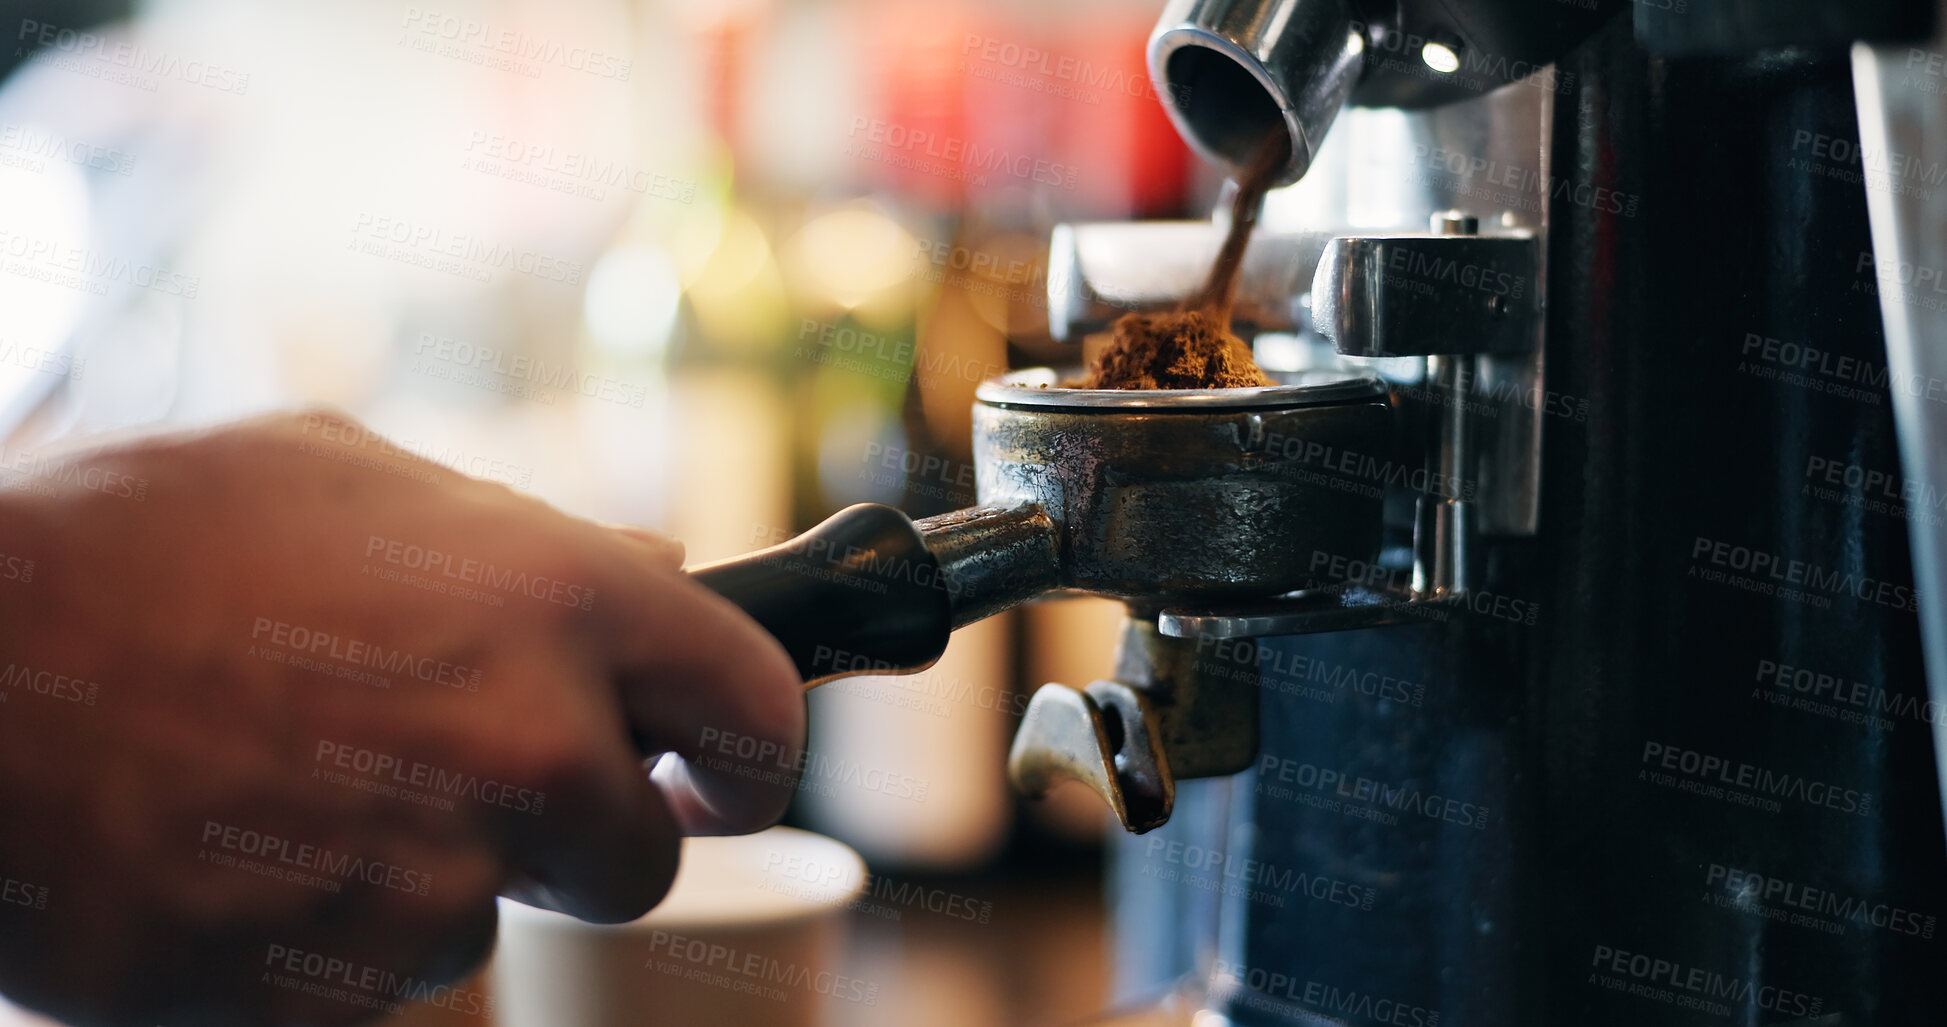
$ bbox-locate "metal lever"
[1047,223,1342,342]
[1309,218,1538,359]
[1318,211,1543,596]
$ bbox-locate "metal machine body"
[1075,4,1947,1026]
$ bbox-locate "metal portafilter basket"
[691,369,1391,831]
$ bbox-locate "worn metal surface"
[971,369,1392,603]
[915,503,1060,630]
[975,367,1386,410]
[1113,616,1261,781]
[1010,614,1266,834]
[975,369,1393,833]
[1009,678,1172,832]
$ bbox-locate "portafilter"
[689,368,1392,830]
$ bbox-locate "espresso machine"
[697,0,1947,1023]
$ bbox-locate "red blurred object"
[853,0,975,207]
[704,21,750,162]
[849,0,1193,217]
[1050,18,1195,217]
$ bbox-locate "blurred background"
[0,0,1239,1023]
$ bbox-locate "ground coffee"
[1076,132,1288,390]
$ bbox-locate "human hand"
[0,411,802,1026]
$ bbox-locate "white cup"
[493,827,869,1027]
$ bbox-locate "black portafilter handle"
[689,502,1060,686]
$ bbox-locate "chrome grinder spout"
[1148,0,1367,185]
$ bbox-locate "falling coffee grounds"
[1076,132,1289,390]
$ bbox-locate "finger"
[343,837,504,983]
[556,517,804,835]
[575,540,805,834]
[605,524,685,571]
[418,894,500,986]
[253,856,501,1027]
[500,752,683,924]
[627,582,804,834]
[649,750,796,837]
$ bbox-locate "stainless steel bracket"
[1157,584,1461,640]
